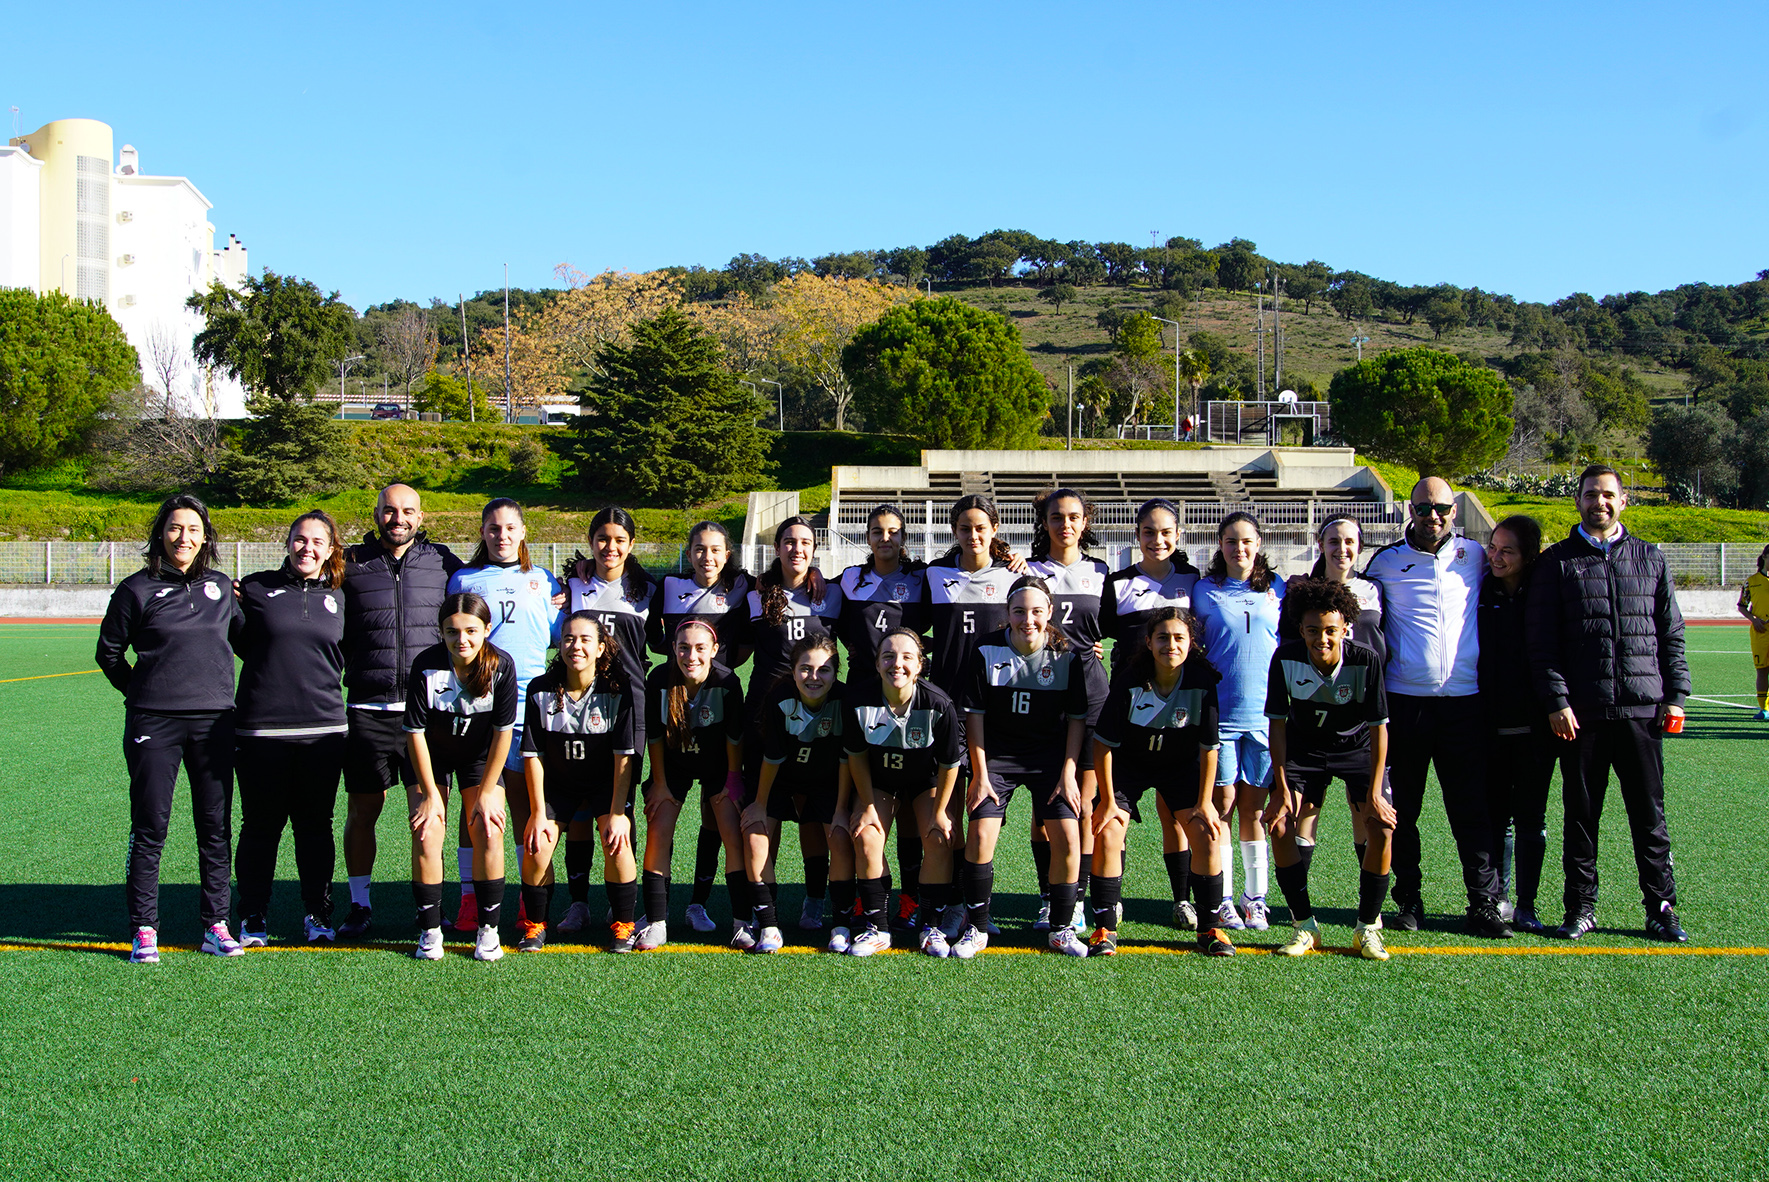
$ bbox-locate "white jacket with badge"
[1362,533,1485,697]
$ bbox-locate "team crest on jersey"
[893,584,907,600]
[1335,685,1353,703]
[529,578,543,593]
[203,582,221,601]
[983,584,997,597]
[698,704,714,726]
[1036,664,1055,686]
[1173,707,1189,727]
[588,707,606,731]
[816,717,833,737]
[323,595,338,614]
[1455,549,1467,565]
[908,726,924,746]
[713,594,726,608]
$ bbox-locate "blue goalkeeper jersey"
[1192,573,1287,734]
[447,562,563,709]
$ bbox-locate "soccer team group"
[96,464,1722,964]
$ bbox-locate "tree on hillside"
[1646,403,1736,505]
[1329,347,1513,478]
[504,270,682,405]
[414,371,494,422]
[772,274,915,430]
[1424,297,1466,339]
[1117,312,1164,361]
[844,297,1048,449]
[1283,261,1332,314]
[1038,283,1078,314]
[0,288,140,476]
[375,304,439,402]
[87,383,225,492]
[187,269,355,404]
[569,307,772,507]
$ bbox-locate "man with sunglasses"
[1363,477,1510,938]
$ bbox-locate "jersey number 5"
[962,610,975,634]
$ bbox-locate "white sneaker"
[239,917,268,948]
[413,927,445,960]
[473,924,504,962]
[635,920,668,951]
[730,922,757,951]
[1216,897,1246,930]
[1172,900,1198,931]
[303,914,336,944]
[798,897,825,931]
[951,925,988,960]
[1032,899,1053,931]
[1239,892,1270,931]
[1275,916,1322,957]
[755,925,784,953]
[1070,903,1088,935]
[826,925,852,954]
[200,922,244,957]
[1353,919,1389,961]
[1048,927,1089,958]
[919,925,951,958]
[556,901,592,933]
[686,903,717,933]
[849,925,891,957]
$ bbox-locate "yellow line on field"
[0,668,100,684]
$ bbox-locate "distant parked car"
[371,403,403,420]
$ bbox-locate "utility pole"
[460,293,474,423]
[1272,272,1283,392]
[503,264,513,420]
[1254,288,1267,398]
[1066,364,1074,450]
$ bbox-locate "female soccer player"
[518,613,639,951]
[639,620,746,950]
[647,519,751,935]
[1260,578,1395,961]
[1100,497,1204,928]
[233,510,349,947]
[558,507,653,934]
[1192,511,1287,933]
[1090,609,1224,955]
[742,634,852,953]
[1478,515,1556,934]
[447,498,563,930]
[1738,543,1769,720]
[844,629,965,956]
[957,576,1107,959]
[97,494,245,964]
[404,593,519,961]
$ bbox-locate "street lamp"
[1152,316,1182,441]
[337,354,365,414]
[1350,335,1370,361]
[760,379,784,430]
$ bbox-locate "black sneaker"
[1466,900,1514,939]
[1645,903,1688,943]
[1512,905,1547,935]
[1555,909,1597,940]
[337,903,373,939]
[1196,928,1236,957]
[1391,898,1424,932]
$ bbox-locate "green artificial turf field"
[0,622,1763,1180]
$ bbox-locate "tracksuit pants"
[1387,693,1502,907]
[235,734,347,921]
[1558,717,1676,915]
[124,709,235,930]
[1487,728,1558,912]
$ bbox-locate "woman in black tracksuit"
[96,494,244,964]
[232,511,349,947]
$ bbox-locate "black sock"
[520,883,550,926]
[691,824,720,904]
[642,870,669,925]
[752,880,777,928]
[1194,870,1225,929]
[858,876,889,930]
[1355,841,1368,873]
[830,878,857,925]
[725,871,753,926]
[414,881,442,931]
[473,878,503,928]
[608,878,638,926]
[1077,862,1092,904]
[1359,871,1391,926]
[803,853,829,900]
[896,823,921,905]
[1274,861,1312,923]
[1049,880,1079,933]
[1092,874,1124,931]
[1164,851,1191,905]
[1032,839,1051,899]
[965,859,995,930]
[565,839,593,904]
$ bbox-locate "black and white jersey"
[1093,662,1221,787]
[758,677,848,790]
[1026,555,1112,650]
[234,568,347,738]
[923,560,1019,695]
[1100,560,1201,670]
[648,572,751,669]
[836,562,930,679]
[964,630,1108,768]
[843,679,964,799]
[1278,574,1387,667]
[1264,638,1388,774]
[566,572,654,708]
[743,579,845,689]
[643,661,745,790]
[520,669,636,791]
[402,643,520,778]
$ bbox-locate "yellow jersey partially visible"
[1740,572,1769,620]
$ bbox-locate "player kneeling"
[1261,579,1397,961]
[518,613,639,952]
[1090,608,1225,956]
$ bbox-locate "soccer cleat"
[473,924,504,962]
[1512,906,1547,935]
[938,905,966,943]
[1088,927,1119,956]
[755,926,784,953]
[201,922,244,958]
[608,921,638,954]
[1239,893,1271,932]
[130,926,160,965]
[685,903,718,933]
[452,895,478,933]
[516,921,547,952]
[556,901,592,933]
[1070,904,1089,935]
[1049,927,1089,957]
[799,897,825,931]
[336,903,372,939]
[1275,916,1323,957]
[1196,927,1236,957]
[1466,900,1514,939]
[951,925,988,960]
[1645,902,1688,943]
[239,916,268,948]
[413,927,445,960]
[1756,708,1769,721]
[1352,920,1389,961]
[1215,896,1245,931]
[891,896,920,936]
[826,925,852,954]
[634,920,668,951]
[1391,898,1424,932]
[303,914,336,944]
[1032,899,1053,931]
[984,918,1002,936]
[730,922,757,951]
[850,925,891,957]
[919,925,951,958]
[1497,897,1516,924]
[1555,909,1597,940]
[1172,900,1198,931]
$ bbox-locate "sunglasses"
[1411,502,1454,518]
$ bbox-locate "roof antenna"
[8,107,19,141]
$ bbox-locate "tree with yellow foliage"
[771,274,915,430]
[496,269,683,407]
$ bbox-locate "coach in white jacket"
[1363,476,1509,937]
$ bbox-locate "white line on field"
[1688,695,1756,710]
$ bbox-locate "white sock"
[348,875,371,909]
[1241,839,1269,899]
[458,848,475,893]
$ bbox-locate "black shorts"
[343,709,411,794]
[972,763,1076,824]
[1286,765,1395,810]
[533,767,623,822]
[1111,776,1193,818]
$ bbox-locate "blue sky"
[11,2,1764,310]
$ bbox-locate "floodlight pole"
[1152,316,1182,440]
[760,378,784,430]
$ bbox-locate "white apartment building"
[1,117,249,417]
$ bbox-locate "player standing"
[1739,543,1769,720]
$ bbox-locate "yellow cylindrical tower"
[9,118,114,300]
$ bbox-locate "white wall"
[0,148,43,292]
